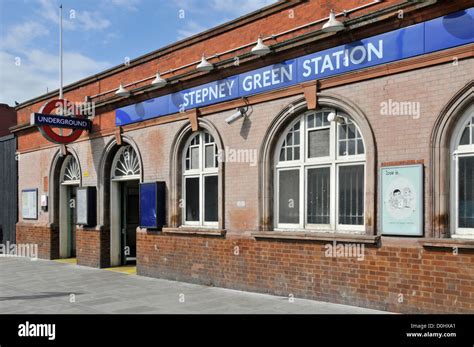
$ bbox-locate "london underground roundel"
[31,99,91,144]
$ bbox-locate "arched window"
[111,145,141,181]
[452,104,474,237]
[182,131,218,227]
[274,109,365,231]
[60,155,81,185]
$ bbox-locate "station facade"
[12,0,474,313]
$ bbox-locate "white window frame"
[304,164,332,231]
[335,161,366,232]
[451,105,474,238]
[182,131,218,228]
[274,109,366,233]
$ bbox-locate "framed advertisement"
[21,188,38,220]
[76,187,96,227]
[380,164,423,236]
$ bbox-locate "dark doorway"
[0,135,17,244]
[67,186,77,257]
[120,180,139,265]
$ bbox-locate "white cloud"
[0,21,49,52]
[0,1,114,106]
[35,0,75,30]
[102,32,120,45]
[172,0,197,12]
[173,0,276,16]
[107,0,141,11]
[76,11,111,31]
[0,50,110,106]
[177,20,208,39]
[35,0,111,31]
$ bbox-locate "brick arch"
[45,146,82,259]
[430,80,474,238]
[82,135,144,267]
[168,118,225,229]
[258,93,377,234]
[97,135,144,227]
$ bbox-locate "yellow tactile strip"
[53,258,136,275]
[104,265,137,275]
[53,258,77,264]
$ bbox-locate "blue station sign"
[116,8,474,126]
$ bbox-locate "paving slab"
[0,257,388,314]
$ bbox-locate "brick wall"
[76,227,110,268]
[137,231,474,313]
[0,104,16,137]
[16,223,58,259]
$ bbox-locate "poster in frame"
[21,188,38,220]
[380,164,423,236]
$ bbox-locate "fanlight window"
[459,116,474,146]
[112,145,141,180]
[61,156,80,185]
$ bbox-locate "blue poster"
[140,182,157,228]
[381,165,423,236]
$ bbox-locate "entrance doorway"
[66,186,77,257]
[59,155,81,259]
[110,145,142,267]
[121,180,139,264]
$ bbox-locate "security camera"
[226,108,246,124]
[327,112,344,124]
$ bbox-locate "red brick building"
[0,104,16,137]
[12,0,474,313]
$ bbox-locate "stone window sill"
[420,238,474,250]
[162,227,226,237]
[251,231,380,244]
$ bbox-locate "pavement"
[0,256,387,314]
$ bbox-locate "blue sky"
[0,0,276,106]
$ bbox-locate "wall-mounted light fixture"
[251,36,271,56]
[151,72,167,88]
[115,83,130,97]
[196,55,214,72]
[322,10,345,33]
